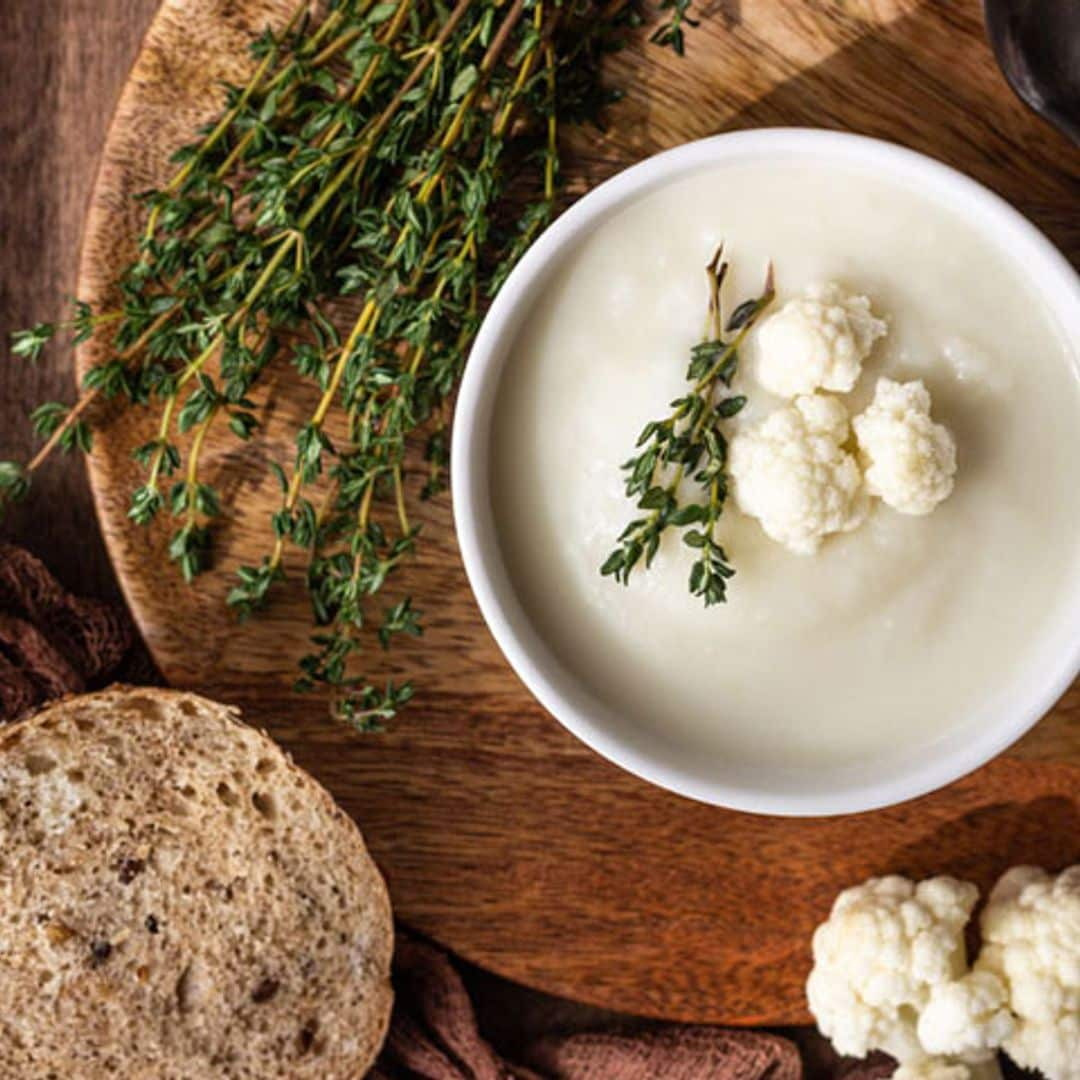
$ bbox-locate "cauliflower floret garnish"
[806,875,979,1062]
[755,282,887,398]
[975,865,1080,1080]
[729,394,867,554]
[918,971,1014,1063]
[853,378,956,515]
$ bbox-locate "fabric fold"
[0,543,135,719]
[370,932,867,1080]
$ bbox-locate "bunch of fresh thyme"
[1,0,697,730]
[601,248,774,605]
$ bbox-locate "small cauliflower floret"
[918,971,1014,1063]
[807,875,979,1063]
[755,282,887,397]
[729,394,867,554]
[853,378,956,515]
[975,866,1080,1080]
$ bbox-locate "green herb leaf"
[450,64,478,102]
[12,323,56,361]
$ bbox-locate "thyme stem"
[601,251,775,606]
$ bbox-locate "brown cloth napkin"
[371,933,893,1080]
[0,542,141,720]
[0,542,893,1080]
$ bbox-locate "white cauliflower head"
[918,971,1014,1063]
[975,865,1080,1080]
[755,282,887,398]
[853,378,956,516]
[807,875,979,1062]
[729,394,867,554]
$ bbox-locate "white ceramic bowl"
[452,129,1080,816]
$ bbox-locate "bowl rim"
[451,127,1080,817]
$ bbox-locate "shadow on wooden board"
[575,0,1079,261]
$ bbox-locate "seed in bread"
[0,687,393,1079]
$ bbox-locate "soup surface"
[489,160,1080,781]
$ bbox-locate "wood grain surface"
[73,0,1079,1024]
[0,0,161,607]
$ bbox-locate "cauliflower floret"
[807,875,979,1062]
[853,378,956,515]
[729,394,867,554]
[918,971,1014,1063]
[755,282,887,397]
[975,866,1080,1080]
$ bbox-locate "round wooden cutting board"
[77,0,1080,1024]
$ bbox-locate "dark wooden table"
[0,0,159,603]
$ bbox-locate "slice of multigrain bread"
[0,687,393,1079]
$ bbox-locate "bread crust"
[0,686,393,1078]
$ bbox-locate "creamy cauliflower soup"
[488,161,1080,780]
[490,157,1080,786]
